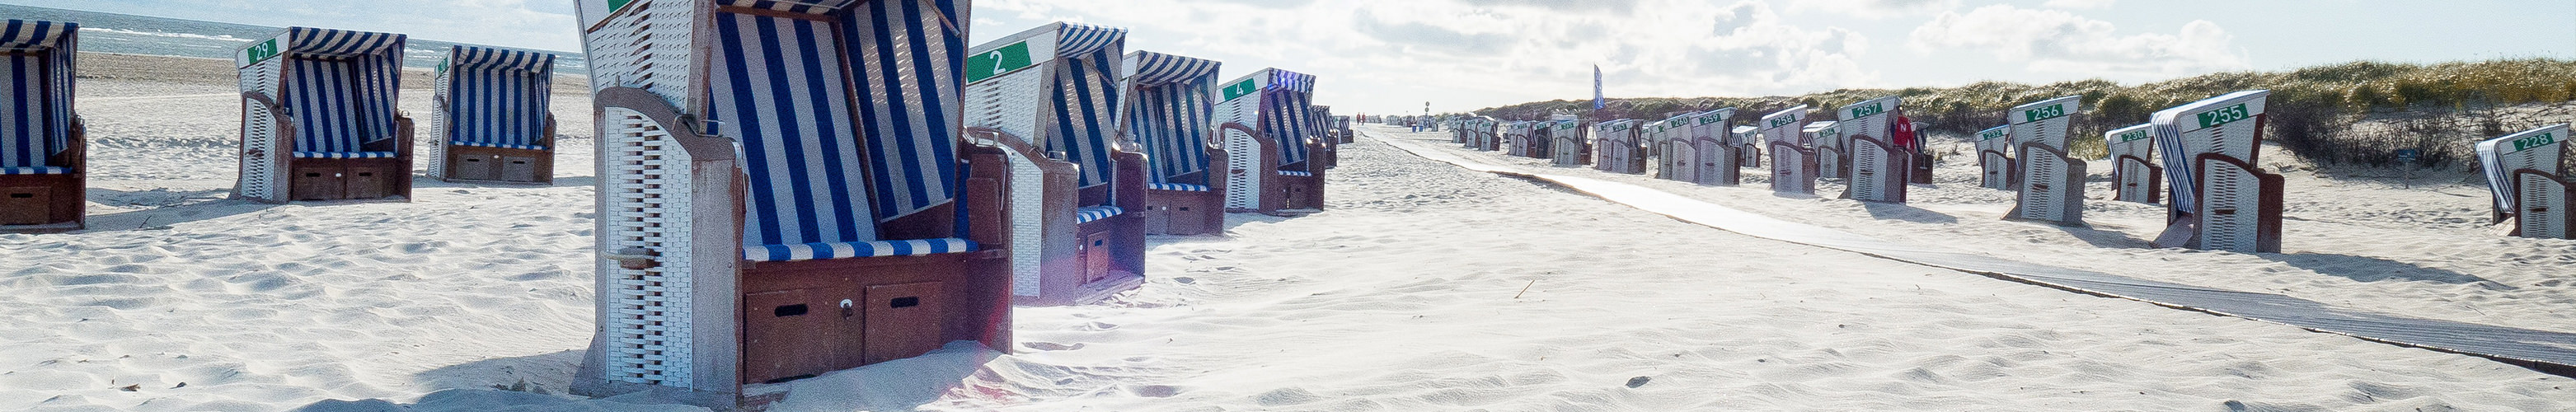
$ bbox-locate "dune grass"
[1471,59,2576,167]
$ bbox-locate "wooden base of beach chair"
[2512,169,2574,239]
[735,250,1011,385]
[1979,150,2015,190]
[1843,136,1907,204]
[1769,142,1817,195]
[287,157,411,201]
[2152,154,2283,253]
[0,173,82,232]
[2006,143,2086,226]
[442,145,554,184]
[1910,152,1934,184]
[1280,173,1323,211]
[1145,187,1223,235]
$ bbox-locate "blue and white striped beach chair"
[573,0,1011,406]
[234,26,413,202]
[430,46,558,184]
[2150,90,2283,252]
[961,21,1144,307]
[0,19,83,232]
[1120,49,1227,236]
[1213,68,1326,215]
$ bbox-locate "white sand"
[3,54,2573,410]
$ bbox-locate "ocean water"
[1,3,587,73]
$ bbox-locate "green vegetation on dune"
[1473,59,2576,168]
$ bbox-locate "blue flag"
[1593,65,1605,110]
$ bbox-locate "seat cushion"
[0,166,69,175]
[745,238,978,262]
[1076,206,1124,224]
[1279,171,1314,177]
[294,151,400,159]
[1147,182,1209,192]
[452,141,547,151]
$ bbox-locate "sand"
[2,53,2572,411]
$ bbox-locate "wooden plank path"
[1374,132,2576,377]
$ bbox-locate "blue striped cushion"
[745,238,977,262]
[294,151,399,159]
[2,21,75,170]
[440,46,554,152]
[0,166,68,175]
[1124,51,1219,186]
[1076,206,1124,223]
[452,141,547,151]
[712,12,880,249]
[1279,171,1313,177]
[1147,182,1209,192]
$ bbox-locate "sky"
[16,0,2572,116]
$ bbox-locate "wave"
[87,28,256,44]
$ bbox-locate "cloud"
[1907,5,2248,78]
[1786,0,1961,19]
[2041,0,2115,9]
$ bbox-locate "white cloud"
[1785,0,1961,19]
[1906,5,2248,78]
[2041,0,2116,9]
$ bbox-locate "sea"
[1,3,587,73]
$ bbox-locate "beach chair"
[2150,90,2283,253]
[1759,105,1814,194]
[1805,121,1842,180]
[2105,124,2160,204]
[2006,96,2086,225]
[1976,125,2013,190]
[1733,124,1761,169]
[961,22,1143,306]
[1593,119,1643,173]
[429,46,558,184]
[1652,115,1693,180]
[1312,105,1337,169]
[1551,120,1588,167]
[0,19,82,232]
[2475,124,2571,239]
[1514,120,1546,157]
[1685,109,1738,185]
[570,1,1011,406]
[1119,50,1226,236]
[1334,113,1352,143]
[1903,120,1935,184]
[233,27,413,203]
[1836,96,1907,203]
[1213,68,1324,215]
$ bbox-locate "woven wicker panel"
[600,107,697,389]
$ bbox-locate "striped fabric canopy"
[440,46,555,149]
[708,0,969,250]
[719,0,861,14]
[285,26,405,59]
[1046,24,1125,188]
[1124,51,1221,185]
[1256,69,1318,171]
[1,20,75,171]
[274,27,405,157]
[1125,51,1220,86]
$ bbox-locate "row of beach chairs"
[1439,89,2576,252]
[10,3,1340,409]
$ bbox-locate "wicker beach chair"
[1836,96,1906,203]
[1805,120,1842,180]
[1312,105,1338,169]
[2006,96,2085,225]
[1591,119,1640,173]
[1733,124,1761,169]
[429,46,558,184]
[1684,109,1738,186]
[1213,68,1324,215]
[1651,115,1691,180]
[1976,125,2013,190]
[234,27,413,202]
[961,22,1144,306]
[1759,105,1814,194]
[2150,90,2283,253]
[2104,124,2159,204]
[571,1,1011,407]
[0,19,82,232]
[2475,124,2571,239]
[1119,50,1225,236]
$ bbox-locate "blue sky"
[17,0,2571,116]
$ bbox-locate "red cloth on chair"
[1891,115,1919,152]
